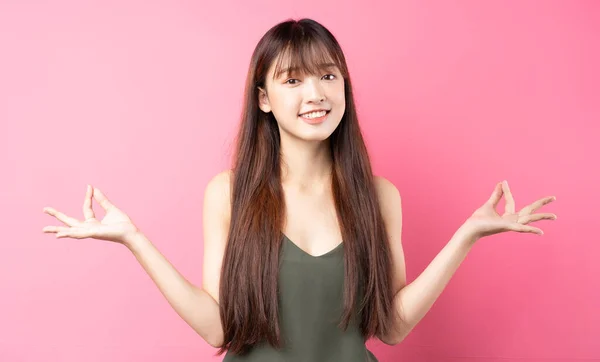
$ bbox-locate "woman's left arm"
[377,180,557,345]
[382,225,476,345]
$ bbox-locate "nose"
[304,77,326,103]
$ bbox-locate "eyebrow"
[274,62,338,78]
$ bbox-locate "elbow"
[206,334,224,348]
[378,322,413,346]
[378,330,406,346]
[211,329,225,348]
[386,334,408,346]
[382,335,404,347]
[202,328,224,348]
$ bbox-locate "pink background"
[1,0,598,361]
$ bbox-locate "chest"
[282,188,343,257]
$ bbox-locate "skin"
[256,53,351,256]
[257,53,346,191]
[385,182,557,344]
[41,51,558,347]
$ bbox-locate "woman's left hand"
[460,180,557,242]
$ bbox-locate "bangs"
[271,37,346,81]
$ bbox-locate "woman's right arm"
[126,233,223,347]
[125,170,232,348]
[43,172,232,347]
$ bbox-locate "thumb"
[487,182,504,207]
[92,186,115,211]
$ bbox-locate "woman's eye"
[285,74,336,84]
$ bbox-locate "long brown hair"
[217,18,396,356]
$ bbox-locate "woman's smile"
[299,110,330,124]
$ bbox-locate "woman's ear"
[257,87,272,113]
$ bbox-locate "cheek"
[331,83,345,104]
[279,97,302,117]
[271,97,301,122]
[333,92,345,111]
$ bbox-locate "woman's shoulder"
[204,169,234,221]
[205,169,234,196]
[201,169,235,305]
[207,169,233,186]
[372,174,403,233]
[373,175,400,200]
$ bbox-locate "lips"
[298,109,330,116]
[299,110,330,124]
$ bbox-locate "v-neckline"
[282,233,344,258]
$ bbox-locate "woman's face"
[258,54,346,142]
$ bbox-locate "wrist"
[123,231,147,253]
[455,223,480,248]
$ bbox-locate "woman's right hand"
[42,185,140,246]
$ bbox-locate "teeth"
[301,110,327,118]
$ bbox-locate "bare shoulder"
[373,175,406,293]
[374,175,401,208]
[373,175,403,238]
[206,169,233,194]
[373,174,402,237]
[201,169,234,304]
[204,169,233,212]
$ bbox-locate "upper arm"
[201,170,233,305]
[374,176,406,295]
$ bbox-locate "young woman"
[42,18,557,362]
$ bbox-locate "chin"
[280,126,334,143]
[301,134,334,142]
[298,126,340,142]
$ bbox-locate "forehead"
[269,50,339,80]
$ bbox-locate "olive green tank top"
[222,234,378,362]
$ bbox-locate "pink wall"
[1,0,598,361]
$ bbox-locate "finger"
[488,182,504,207]
[83,184,96,220]
[502,180,516,215]
[509,223,544,235]
[42,225,70,233]
[518,213,557,224]
[520,196,557,215]
[56,226,93,239]
[92,187,114,211]
[42,207,80,227]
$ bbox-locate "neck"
[280,136,333,193]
